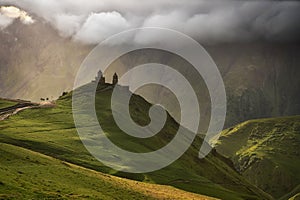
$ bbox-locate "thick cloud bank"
[0,0,299,44]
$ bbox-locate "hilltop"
[0,14,299,128]
[0,85,271,200]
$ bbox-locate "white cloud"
[0,13,13,28]
[0,1,299,44]
[74,11,130,44]
[142,11,187,31]
[53,14,84,37]
[20,14,34,24]
[0,6,34,28]
[1,6,22,18]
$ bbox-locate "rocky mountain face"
[206,43,300,127]
[112,43,300,129]
[0,17,299,127]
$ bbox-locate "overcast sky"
[0,0,300,44]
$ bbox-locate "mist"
[0,0,299,44]
[0,0,300,102]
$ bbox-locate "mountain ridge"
[0,16,299,128]
[0,86,272,200]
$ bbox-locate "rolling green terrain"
[0,98,17,109]
[0,84,271,200]
[215,116,300,199]
[1,17,300,129]
[0,142,217,200]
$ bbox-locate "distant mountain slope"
[0,142,216,200]
[0,84,271,200]
[0,19,91,102]
[206,43,300,125]
[0,15,299,128]
[119,45,300,129]
[215,116,300,199]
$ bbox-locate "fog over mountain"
[1,2,300,200]
[1,0,300,44]
[0,1,299,128]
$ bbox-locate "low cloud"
[74,11,130,44]
[52,14,84,37]
[0,6,34,28]
[0,13,13,28]
[0,1,299,44]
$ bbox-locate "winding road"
[0,101,49,121]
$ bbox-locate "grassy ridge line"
[215,116,300,199]
[71,87,272,199]
[288,193,300,200]
[0,98,18,110]
[0,142,216,200]
[280,185,300,200]
[0,87,272,200]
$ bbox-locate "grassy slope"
[0,142,216,200]
[0,98,17,109]
[215,116,300,199]
[0,85,271,200]
[289,193,300,200]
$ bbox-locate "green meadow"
[0,86,284,200]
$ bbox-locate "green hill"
[0,84,271,200]
[215,116,300,199]
[0,98,18,109]
[1,17,300,129]
[0,142,217,200]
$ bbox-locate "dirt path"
[0,101,55,121]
